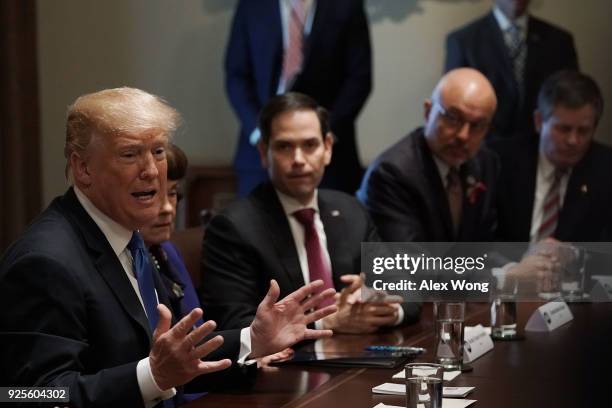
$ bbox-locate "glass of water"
[560,245,587,301]
[433,302,465,370]
[490,295,518,339]
[405,363,443,408]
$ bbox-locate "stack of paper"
[373,400,476,408]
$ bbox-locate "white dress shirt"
[277,189,332,285]
[432,154,452,189]
[276,189,404,326]
[529,154,571,242]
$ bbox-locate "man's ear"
[257,140,269,169]
[534,110,542,134]
[323,132,334,165]
[70,151,92,187]
[424,99,433,122]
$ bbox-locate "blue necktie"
[129,234,175,408]
[128,232,159,331]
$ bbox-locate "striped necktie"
[281,0,307,88]
[506,23,526,102]
[536,169,564,241]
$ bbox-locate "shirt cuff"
[136,358,177,408]
[237,327,257,366]
[393,303,404,326]
[249,128,261,146]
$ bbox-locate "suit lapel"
[255,184,305,292]
[61,188,153,342]
[417,133,454,240]
[318,193,351,288]
[523,17,543,97]
[557,159,591,240]
[458,160,480,240]
[516,149,539,239]
[257,0,284,94]
[302,0,327,66]
[485,12,519,94]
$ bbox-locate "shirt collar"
[276,188,320,217]
[74,186,133,257]
[493,5,528,33]
[538,153,571,180]
[432,154,452,185]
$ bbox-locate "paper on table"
[372,383,474,398]
[392,370,461,381]
[465,324,492,336]
[373,398,476,408]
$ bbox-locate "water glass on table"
[490,295,518,340]
[433,301,465,370]
[404,363,443,408]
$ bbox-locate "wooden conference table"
[186,302,612,407]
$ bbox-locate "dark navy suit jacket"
[357,128,500,243]
[225,0,372,191]
[0,189,248,407]
[492,137,612,242]
[445,12,578,140]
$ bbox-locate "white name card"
[463,325,494,363]
[372,383,474,398]
[591,276,612,301]
[525,301,573,332]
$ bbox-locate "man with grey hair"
[0,87,336,407]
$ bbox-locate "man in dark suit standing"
[202,93,419,334]
[493,70,612,243]
[225,0,372,196]
[0,88,337,407]
[357,68,499,242]
[445,0,578,140]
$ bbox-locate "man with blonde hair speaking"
[0,87,336,407]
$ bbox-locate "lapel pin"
[331,210,340,217]
[580,184,588,194]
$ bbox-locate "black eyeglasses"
[433,100,491,135]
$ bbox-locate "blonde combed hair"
[64,87,181,179]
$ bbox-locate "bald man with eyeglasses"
[357,68,499,242]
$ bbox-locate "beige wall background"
[37,0,612,204]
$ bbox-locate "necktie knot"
[447,167,461,189]
[553,167,566,182]
[128,232,146,257]
[293,208,316,227]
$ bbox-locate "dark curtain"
[0,0,41,252]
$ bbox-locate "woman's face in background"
[141,179,179,246]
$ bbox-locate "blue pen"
[365,345,426,353]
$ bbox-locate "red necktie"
[293,208,334,307]
[281,0,307,87]
[537,169,564,241]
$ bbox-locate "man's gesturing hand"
[322,274,399,334]
[149,305,232,391]
[249,279,337,358]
